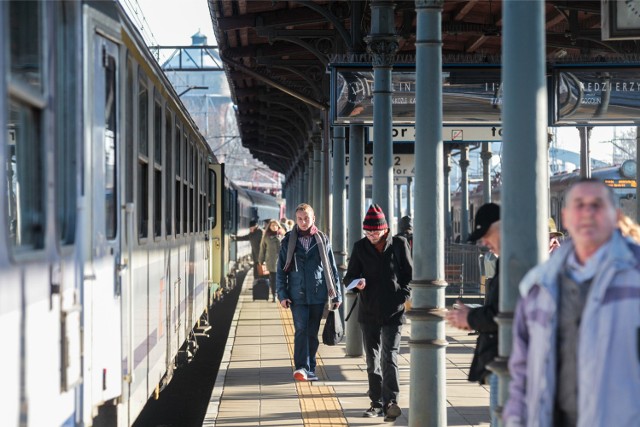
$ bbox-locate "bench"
[445,263,464,297]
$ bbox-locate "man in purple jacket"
[504,179,640,427]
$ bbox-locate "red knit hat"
[363,204,388,231]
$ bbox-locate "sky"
[124,0,214,46]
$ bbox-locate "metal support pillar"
[579,126,593,178]
[346,124,365,356]
[322,118,331,232]
[332,126,348,323]
[396,183,403,223]
[406,177,413,218]
[366,0,398,219]
[409,1,446,426]
[497,2,548,425]
[482,142,493,203]
[313,135,322,216]
[460,145,470,242]
[444,147,452,243]
[303,158,310,205]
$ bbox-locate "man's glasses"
[364,230,384,236]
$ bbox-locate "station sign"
[331,65,503,125]
[366,126,503,143]
[552,66,640,125]
[345,154,414,178]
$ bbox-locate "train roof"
[244,189,280,208]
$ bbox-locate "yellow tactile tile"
[278,306,349,427]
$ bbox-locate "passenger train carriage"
[1,1,280,426]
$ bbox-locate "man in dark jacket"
[446,202,500,426]
[343,204,412,422]
[233,220,263,277]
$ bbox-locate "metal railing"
[444,243,489,297]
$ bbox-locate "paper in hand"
[346,279,361,291]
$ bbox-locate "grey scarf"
[283,226,337,299]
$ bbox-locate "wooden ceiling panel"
[209,0,632,175]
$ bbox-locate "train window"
[54,1,78,245]
[153,97,162,238]
[165,109,173,238]
[125,58,134,205]
[6,103,45,250]
[104,54,117,240]
[7,1,46,251]
[209,169,217,229]
[9,1,42,90]
[174,123,181,237]
[137,78,149,240]
[183,131,188,235]
[189,141,194,233]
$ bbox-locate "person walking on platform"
[232,220,263,278]
[259,219,284,302]
[395,215,413,253]
[276,203,341,382]
[343,204,412,422]
[504,179,640,427]
[446,202,500,427]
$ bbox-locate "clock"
[621,159,637,179]
[602,0,640,40]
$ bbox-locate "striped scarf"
[283,225,336,299]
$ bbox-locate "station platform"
[203,271,491,426]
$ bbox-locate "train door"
[208,163,225,306]
[82,28,123,423]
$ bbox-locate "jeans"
[290,302,324,373]
[361,321,402,407]
[489,373,498,427]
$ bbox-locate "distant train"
[451,160,637,238]
[1,1,280,426]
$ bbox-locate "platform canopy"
[208,0,640,175]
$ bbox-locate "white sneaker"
[293,369,307,381]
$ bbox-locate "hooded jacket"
[343,233,413,325]
[504,231,640,427]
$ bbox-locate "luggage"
[252,278,270,301]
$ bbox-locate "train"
[1,1,281,426]
[451,160,637,238]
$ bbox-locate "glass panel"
[209,169,216,228]
[10,1,42,89]
[138,79,148,156]
[105,55,117,239]
[154,99,161,166]
[125,59,134,204]
[154,169,161,237]
[165,110,172,237]
[175,180,181,236]
[138,161,148,239]
[54,1,77,244]
[7,102,44,249]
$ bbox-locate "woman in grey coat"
[259,219,283,302]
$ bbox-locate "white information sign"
[367,126,503,142]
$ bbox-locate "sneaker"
[306,371,318,381]
[293,369,307,381]
[385,402,402,419]
[363,405,383,417]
